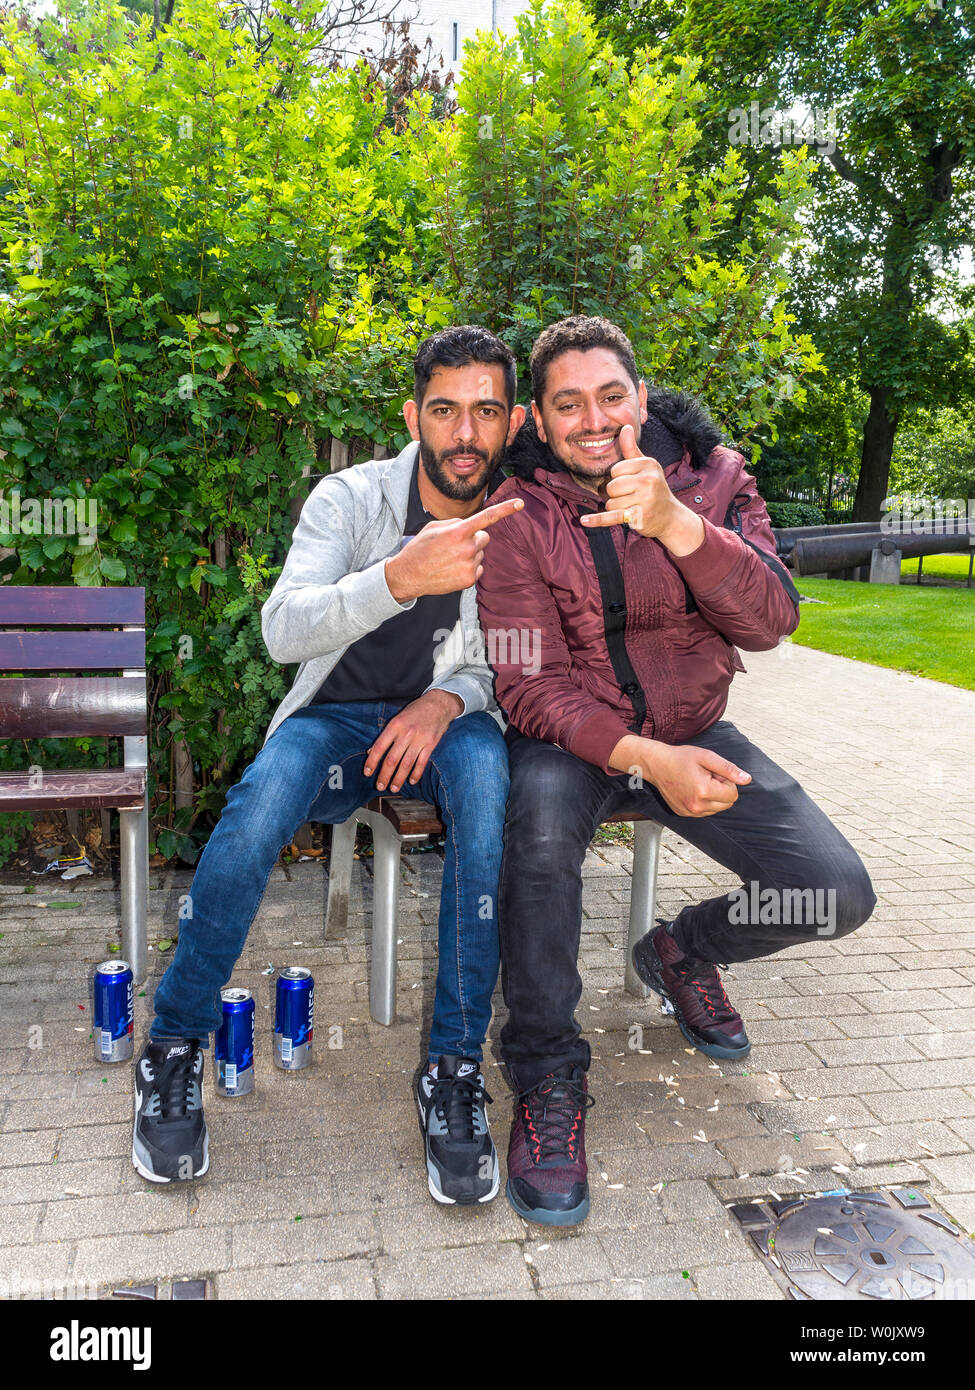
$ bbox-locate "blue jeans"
[150,701,509,1063]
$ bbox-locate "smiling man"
[133,325,525,1208]
[476,315,876,1227]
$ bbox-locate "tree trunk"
[853,385,899,522]
[173,724,194,812]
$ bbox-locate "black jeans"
[498,721,876,1091]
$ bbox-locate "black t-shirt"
[310,459,468,706]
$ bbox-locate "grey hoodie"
[260,440,499,745]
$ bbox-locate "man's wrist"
[423,688,464,719]
[656,504,706,557]
[608,733,661,778]
[385,554,415,605]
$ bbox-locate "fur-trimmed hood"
[504,385,725,481]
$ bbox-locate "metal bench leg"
[625,820,662,998]
[363,811,400,1026]
[324,813,357,938]
[119,790,149,985]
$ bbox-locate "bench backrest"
[0,586,146,740]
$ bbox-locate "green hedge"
[766,501,827,528]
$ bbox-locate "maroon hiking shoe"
[632,920,751,1060]
[505,1067,594,1227]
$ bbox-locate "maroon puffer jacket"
[476,398,801,774]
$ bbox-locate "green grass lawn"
[791,578,975,690]
[899,552,975,584]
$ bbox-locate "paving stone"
[717,1133,851,1175]
[861,1088,975,1124]
[593,1142,735,1185]
[230,1213,379,1268]
[830,1012,930,1039]
[524,1232,616,1287]
[834,1120,968,1166]
[0,1132,57,1167]
[659,1180,733,1223]
[374,1244,534,1298]
[777,1065,903,1098]
[691,1260,784,1300]
[539,1273,697,1300]
[807,1037,927,1067]
[0,1159,123,1204]
[41,1190,191,1241]
[919,1155,975,1192]
[215,1260,377,1300]
[911,1030,975,1060]
[765,995,868,1019]
[0,1242,75,1289]
[881,1058,975,1089]
[857,989,961,1013]
[750,1097,878,1131]
[376,1197,526,1252]
[70,1228,232,1284]
[935,1194,975,1235]
[598,1218,752,1275]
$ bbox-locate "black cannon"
[792,527,974,577]
[773,523,879,566]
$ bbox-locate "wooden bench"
[323,797,661,1025]
[0,586,150,981]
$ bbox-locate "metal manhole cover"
[730,1189,975,1300]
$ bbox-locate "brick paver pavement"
[1,640,974,1299]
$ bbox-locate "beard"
[547,426,624,488]
[418,436,504,502]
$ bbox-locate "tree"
[401,0,824,445]
[590,0,975,520]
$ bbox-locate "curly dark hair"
[530,315,640,402]
[413,325,518,410]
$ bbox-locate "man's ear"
[530,399,547,443]
[505,403,526,443]
[403,398,420,441]
[638,379,648,426]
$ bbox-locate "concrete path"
[1,641,973,1300]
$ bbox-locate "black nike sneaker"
[414,1055,499,1205]
[132,1038,209,1183]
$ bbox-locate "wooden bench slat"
[366,796,444,837]
[0,677,146,738]
[0,768,145,811]
[365,796,657,839]
[0,631,145,670]
[0,586,145,625]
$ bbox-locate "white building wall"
[351,1,532,79]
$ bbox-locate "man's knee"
[772,856,876,942]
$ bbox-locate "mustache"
[442,446,490,463]
[568,430,620,444]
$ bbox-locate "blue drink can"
[92,960,134,1063]
[215,987,255,1096]
[274,967,314,1070]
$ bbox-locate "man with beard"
[132,326,525,1207]
[476,315,876,1226]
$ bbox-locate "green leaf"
[110,516,138,544]
[99,556,127,581]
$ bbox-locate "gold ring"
[622,509,633,526]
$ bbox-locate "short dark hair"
[530,315,640,403]
[413,325,517,411]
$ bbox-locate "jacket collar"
[378,439,420,530]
